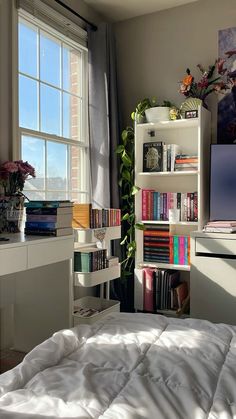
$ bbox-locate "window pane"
[63,93,81,140]
[40,84,61,136]
[19,19,38,78]
[40,31,61,87]
[46,191,68,200]
[63,45,81,95]
[70,145,86,192]
[19,75,38,130]
[21,135,45,191]
[47,141,67,191]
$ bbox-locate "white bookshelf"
[73,226,121,324]
[134,106,211,314]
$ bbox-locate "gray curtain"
[88,23,126,306]
[88,23,119,209]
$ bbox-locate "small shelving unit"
[134,106,211,316]
[73,226,121,325]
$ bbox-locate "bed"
[0,312,236,419]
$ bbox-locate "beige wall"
[115,0,236,140]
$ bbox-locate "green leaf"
[120,235,127,245]
[118,179,122,187]
[116,145,124,154]
[131,185,140,195]
[121,130,128,142]
[135,222,146,230]
[122,170,131,182]
[122,213,129,221]
[122,152,132,167]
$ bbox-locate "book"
[107,256,119,267]
[174,282,189,309]
[26,213,72,227]
[73,203,92,228]
[143,268,156,312]
[143,142,163,172]
[25,219,72,229]
[25,200,73,208]
[26,207,73,215]
[204,227,236,233]
[205,221,236,227]
[24,227,73,236]
[74,247,107,272]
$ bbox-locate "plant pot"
[0,195,25,233]
[145,106,170,123]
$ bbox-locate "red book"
[178,236,185,265]
[142,189,154,220]
[144,231,169,237]
[143,268,156,312]
[169,235,174,263]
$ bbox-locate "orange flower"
[182,74,193,87]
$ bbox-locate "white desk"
[0,233,74,352]
[190,231,236,325]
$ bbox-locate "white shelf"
[73,296,120,325]
[137,118,199,130]
[137,171,198,176]
[74,225,121,244]
[141,220,198,226]
[137,262,190,271]
[74,264,120,287]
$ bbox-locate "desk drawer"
[28,237,74,269]
[195,237,236,256]
[0,246,27,275]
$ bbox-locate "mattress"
[0,313,236,419]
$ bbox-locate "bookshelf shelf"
[134,106,211,317]
[74,225,121,244]
[72,213,121,326]
[74,264,120,287]
[137,118,199,129]
[141,220,198,226]
[137,171,199,176]
[137,262,190,271]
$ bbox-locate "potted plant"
[131,97,174,123]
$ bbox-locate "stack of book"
[142,267,189,313]
[142,189,198,221]
[73,203,121,229]
[74,247,108,272]
[204,221,236,233]
[24,200,73,236]
[169,235,190,265]
[143,224,170,263]
[174,154,198,171]
[143,141,180,172]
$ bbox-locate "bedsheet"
[0,313,236,419]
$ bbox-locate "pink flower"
[1,161,18,173]
[0,160,36,195]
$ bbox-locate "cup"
[169,209,180,223]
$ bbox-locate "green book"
[74,248,98,272]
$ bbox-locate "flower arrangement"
[0,160,36,196]
[179,61,230,102]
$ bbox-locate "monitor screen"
[210,144,236,221]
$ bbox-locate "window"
[18,11,89,202]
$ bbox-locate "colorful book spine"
[178,236,185,265]
[173,236,179,265]
[143,268,156,312]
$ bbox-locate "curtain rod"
[54,0,97,31]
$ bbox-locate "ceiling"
[83,0,199,22]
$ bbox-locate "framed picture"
[185,110,198,119]
[218,27,236,144]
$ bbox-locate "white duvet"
[0,313,236,419]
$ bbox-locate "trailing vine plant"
[116,125,144,281]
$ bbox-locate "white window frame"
[15,9,90,202]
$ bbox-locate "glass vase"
[0,195,25,233]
